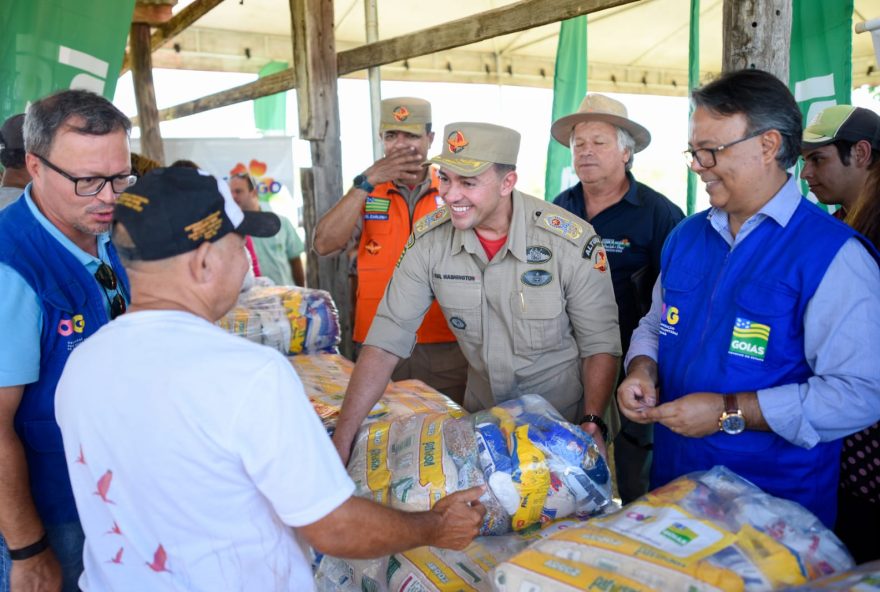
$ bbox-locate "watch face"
[722,414,746,435]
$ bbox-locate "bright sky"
[114,69,880,215]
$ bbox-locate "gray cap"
[428,122,520,176]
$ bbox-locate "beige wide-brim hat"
[550,93,651,152]
[427,122,520,177]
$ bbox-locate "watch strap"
[9,533,49,561]
[579,414,609,442]
[724,393,739,414]
[353,174,374,193]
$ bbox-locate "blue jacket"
[654,198,855,527]
[0,198,129,525]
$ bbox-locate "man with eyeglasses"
[617,69,880,527]
[0,89,134,591]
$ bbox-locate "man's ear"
[760,129,784,166]
[500,170,518,197]
[188,241,214,284]
[24,152,42,180]
[852,140,873,168]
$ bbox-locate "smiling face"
[570,120,629,187]
[688,107,772,219]
[26,119,131,254]
[438,166,516,238]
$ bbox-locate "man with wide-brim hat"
[551,93,684,504]
[313,97,467,404]
[332,121,621,466]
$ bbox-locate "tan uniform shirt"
[366,189,621,421]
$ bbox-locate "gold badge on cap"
[447,130,468,154]
[392,106,410,122]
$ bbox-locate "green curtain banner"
[544,15,587,201]
[790,0,853,208]
[686,0,700,216]
[254,61,288,133]
[0,0,136,124]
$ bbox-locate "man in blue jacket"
[0,90,134,591]
[618,69,880,528]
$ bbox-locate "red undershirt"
[475,231,508,261]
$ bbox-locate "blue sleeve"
[758,237,880,447]
[0,265,42,386]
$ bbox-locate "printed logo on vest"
[729,317,770,362]
[659,304,679,337]
[365,196,391,213]
[364,213,389,221]
[57,314,85,337]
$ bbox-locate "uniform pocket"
[434,281,482,343]
[510,289,564,355]
[727,281,799,369]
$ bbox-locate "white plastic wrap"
[492,466,855,592]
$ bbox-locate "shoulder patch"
[582,235,602,259]
[413,206,451,237]
[539,213,583,242]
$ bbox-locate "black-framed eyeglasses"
[36,154,137,197]
[95,262,127,320]
[683,129,770,169]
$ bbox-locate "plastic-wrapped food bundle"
[492,466,855,592]
[216,285,340,354]
[346,394,611,536]
[290,355,466,431]
[779,560,880,590]
[314,519,585,592]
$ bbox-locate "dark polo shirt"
[553,172,684,353]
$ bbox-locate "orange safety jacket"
[355,170,455,344]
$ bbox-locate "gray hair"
[24,89,131,157]
[616,127,636,171]
[568,124,636,171]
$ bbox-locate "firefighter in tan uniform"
[333,122,621,464]
[314,97,467,402]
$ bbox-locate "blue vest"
[654,199,855,527]
[0,198,129,525]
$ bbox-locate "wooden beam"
[130,23,166,163]
[121,0,226,75]
[337,0,638,75]
[137,0,639,124]
[722,0,791,81]
[292,0,352,356]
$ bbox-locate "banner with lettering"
[0,0,136,123]
[790,0,853,206]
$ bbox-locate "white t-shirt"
[56,310,354,591]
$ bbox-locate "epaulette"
[534,210,585,245]
[413,205,451,238]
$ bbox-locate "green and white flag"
[790,0,853,205]
[544,15,587,201]
[0,0,136,123]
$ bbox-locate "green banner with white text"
[0,0,136,124]
[544,16,587,201]
[790,0,853,206]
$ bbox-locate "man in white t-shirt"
[55,167,485,592]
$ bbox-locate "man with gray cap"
[332,122,621,465]
[551,94,684,503]
[314,97,468,403]
[801,104,880,218]
[55,167,485,591]
[0,114,30,209]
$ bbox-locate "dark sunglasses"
[95,262,127,320]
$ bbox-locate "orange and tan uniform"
[355,169,454,344]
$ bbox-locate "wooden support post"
[291,0,352,357]
[722,0,792,81]
[130,22,166,164]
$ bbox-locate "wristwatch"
[579,414,609,442]
[719,393,745,435]
[352,173,374,193]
